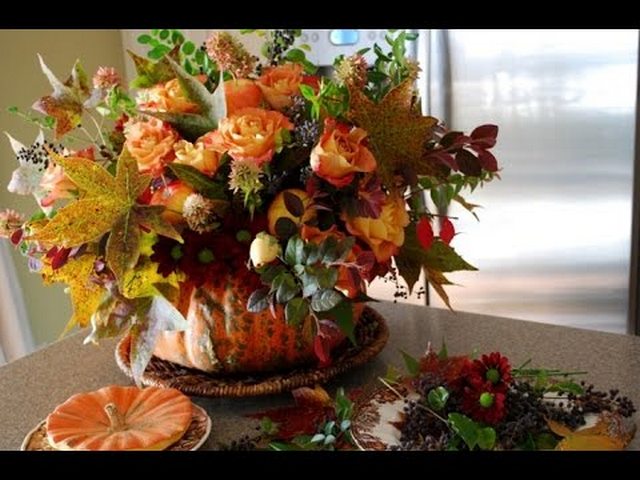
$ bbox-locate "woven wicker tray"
[115,306,389,397]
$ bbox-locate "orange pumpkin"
[46,385,193,451]
[153,274,363,373]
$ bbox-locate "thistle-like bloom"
[334,54,368,88]
[229,158,264,198]
[92,66,121,89]
[0,209,24,239]
[183,193,226,234]
[205,32,256,78]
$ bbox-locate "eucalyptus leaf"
[448,413,479,451]
[400,349,420,376]
[310,289,342,312]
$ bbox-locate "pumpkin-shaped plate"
[22,387,211,451]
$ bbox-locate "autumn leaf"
[396,223,476,295]
[347,76,438,191]
[30,151,182,286]
[426,268,455,310]
[127,49,176,89]
[439,218,455,244]
[32,55,91,139]
[41,253,105,333]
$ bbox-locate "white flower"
[4,131,52,213]
[249,232,281,268]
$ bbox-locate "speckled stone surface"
[1,301,639,450]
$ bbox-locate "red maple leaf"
[416,217,434,250]
[440,218,455,245]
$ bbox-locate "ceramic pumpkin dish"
[45,385,193,451]
[153,276,365,373]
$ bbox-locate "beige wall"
[0,30,125,347]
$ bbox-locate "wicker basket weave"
[115,306,389,397]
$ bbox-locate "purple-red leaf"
[470,124,498,149]
[456,149,482,177]
[478,150,499,172]
[428,151,459,171]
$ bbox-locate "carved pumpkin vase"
[153,272,362,374]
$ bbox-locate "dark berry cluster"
[265,30,298,66]
[219,434,259,451]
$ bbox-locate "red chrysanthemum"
[461,381,507,425]
[463,352,512,393]
[151,211,268,289]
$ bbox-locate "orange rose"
[267,189,315,236]
[257,63,303,110]
[125,118,179,174]
[138,78,203,114]
[214,107,293,165]
[173,139,220,175]
[224,79,263,115]
[301,225,364,299]
[310,123,377,188]
[150,180,195,224]
[342,194,410,263]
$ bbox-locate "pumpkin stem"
[104,403,126,431]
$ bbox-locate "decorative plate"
[21,403,211,451]
[115,306,389,398]
[351,385,637,451]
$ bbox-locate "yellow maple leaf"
[30,151,181,286]
[347,77,438,191]
[42,253,105,333]
[120,258,181,300]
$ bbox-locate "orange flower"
[173,140,220,175]
[310,122,377,188]
[301,225,364,299]
[125,118,179,174]
[213,107,293,165]
[342,194,410,263]
[139,78,199,114]
[257,63,303,110]
[224,79,263,115]
[267,189,315,236]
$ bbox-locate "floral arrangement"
[1,29,500,380]
[220,348,637,451]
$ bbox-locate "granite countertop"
[1,301,638,450]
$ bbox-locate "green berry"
[479,392,494,408]
[486,368,500,384]
[198,248,215,264]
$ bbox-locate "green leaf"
[326,300,355,345]
[137,34,152,44]
[159,29,170,40]
[427,386,449,411]
[316,267,339,289]
[438,340,448,360]
[299,84,316,101]
[275,273,299,304]
[247,287,271,312]
[335,387,353,420]
[546,381,584,395]
[335,237,356,262]
[286,48,306,62]
[106,212,141,286]
[304,242,321,265]
[268,442,297,451]
[127,49,175,87]
[284,235,305,265]
[319,236,339,264]
[259,264,287,284]
[300,269,320,298]
[400,349,420,376]
[448,413,479,451]
[285,297,309,326]
[148,45,172,60]
[181,41,196,55]
[167,163,227,200]
[534,432,559,450]
[310,289,342,312]
[143,110,216,141]
[310,433,325,443]
[477,427,496,450]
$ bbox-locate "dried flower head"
[229,158,264,195]
[0,209,25,238]
[205,32,256,78]
[183,193,227,234]
[92,66,121,89]
[335,54,368,88]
